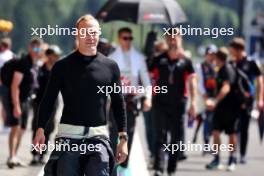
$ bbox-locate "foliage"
[0,0,239,55]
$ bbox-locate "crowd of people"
[0,14,263,176]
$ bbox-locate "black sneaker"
[177,154,187,161]
[168,171,175,176]
[6,158,15,169]
[206,158,223,170]
[240,156,247,164]
[39,155,46,165]
[30,155,39,166]
[202,150,213,156]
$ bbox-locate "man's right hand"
[206,99,216,111]
[13,105,22,119]
[33,128,46,152]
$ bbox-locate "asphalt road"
[0,110,263,176]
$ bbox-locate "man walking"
[150,30,197,176]
[196,44,217,152]
[229,38,263,164]
[205,47,239,171]
[6,38,43,168]
[31,45,62,165]
[109,27,152,175]
[34,14,128,176]
[0,37,15,132]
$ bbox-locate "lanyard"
[168,63,177,84]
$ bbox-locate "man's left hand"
[257,99,264,110]
[188,101,197,118]
[143,98,152,112]
[116,140,128,164]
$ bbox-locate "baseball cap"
[205,44,217,55]
[46,45,62,56]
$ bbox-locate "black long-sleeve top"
[37,50,127,132]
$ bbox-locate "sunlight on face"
[77,19,101,50]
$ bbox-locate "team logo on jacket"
[160,58,168,65]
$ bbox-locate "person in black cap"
[196,44,217,153]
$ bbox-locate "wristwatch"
[119,134,129,142]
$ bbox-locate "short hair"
[118,27,132,36]
[215,47,229,62]
[76,14,98,28]
[30,37,43,46]
[229,37,245,50]
[0,37,12,48]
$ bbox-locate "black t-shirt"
[235,57,262,95]
[216,63,237,107]
[14,55,33,102]
[37,51,127,132]
[150,52,195,106]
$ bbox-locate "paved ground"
[135,114,264,176]
[0,120,43,176]
[0,110,263,176]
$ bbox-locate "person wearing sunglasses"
[109,27,152,175]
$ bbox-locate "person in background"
[145,39,169,170]
[0,37,15,133]
[7,38,43,168]
[146,40,168,68]
[97,38,115,56]
[205,47,239,172]
[150,30,197,176]
[30,45,62,165]
[229,37,263,164]
[0,37,14,67]
[195,44,217,154]
[109,27,152,175]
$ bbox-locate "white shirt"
[109,46,152,99]
[0,49,14,69]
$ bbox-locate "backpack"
[0,58,19,87]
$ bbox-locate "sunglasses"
[32,47,42,53]
[122,36,133,41]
